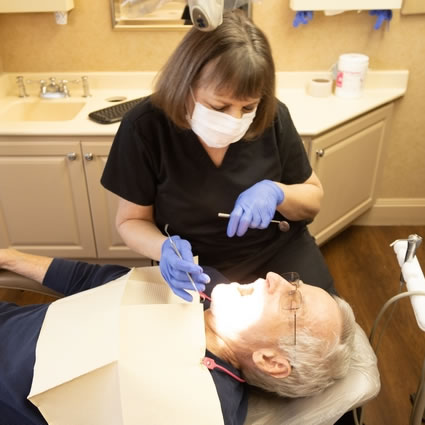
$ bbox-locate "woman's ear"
[252,348,291,378]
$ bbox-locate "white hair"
[241,296,356,398]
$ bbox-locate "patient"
[0,249,355,425]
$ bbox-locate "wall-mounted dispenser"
[289,0,402,10]
[0,0,74,13]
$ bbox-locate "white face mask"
[188,96,257,149]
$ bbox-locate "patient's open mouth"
[237,279,264,296]
[238,286,254,296]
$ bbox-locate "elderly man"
[0,248,355,425]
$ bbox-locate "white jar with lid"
[335,53,369,98]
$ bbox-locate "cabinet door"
[308,104,393,245]
[82,140,141,259]
[0,139,96,257]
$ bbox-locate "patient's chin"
[210,283,236,311]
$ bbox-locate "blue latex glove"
[369,10,392,30]
[227,180,284,238]
[293,11,313,28]
[160,236,210,302]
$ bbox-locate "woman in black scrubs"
[101,10,333,301]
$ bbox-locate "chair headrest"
[245,322,380,425]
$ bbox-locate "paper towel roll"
[306,78,332,97]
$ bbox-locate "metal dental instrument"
[405,234,423,263]
[390,234,423,284]
[218,212,290,232]
[164,224,210,302]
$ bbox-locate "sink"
[0,100,86,122]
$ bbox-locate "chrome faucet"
[40,77,67,99]
[16,75,91,98]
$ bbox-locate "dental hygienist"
[101,10,333,301]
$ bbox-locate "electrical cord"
[353,290,425,425]
[369,291,425,348]
[371,281,403,356]
[353,283,404,425]
[409,357,425,425]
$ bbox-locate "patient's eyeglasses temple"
[281,273,302,347]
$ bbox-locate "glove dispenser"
[289,0,402,10]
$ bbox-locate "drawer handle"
[66,152,77,161]
[84,153,94,161]
[316,149,325,158]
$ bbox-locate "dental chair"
[0,269,380,425]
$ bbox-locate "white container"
[335,53,369,99]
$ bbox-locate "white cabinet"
[0,138,95,257]
[0,136,140,260]
[0,103,394,257]
[0,0,73,13]
[81,139,140,259]
[305,103,393,245]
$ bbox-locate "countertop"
[0,70,408,138]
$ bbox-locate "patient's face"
[209,272,342,349]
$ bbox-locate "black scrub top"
[101,97,321,285]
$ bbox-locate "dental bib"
[28,267,224,425]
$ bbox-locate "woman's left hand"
[227,180,284,237]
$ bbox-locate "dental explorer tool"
[164,224,210,301]
[218,212,290,232]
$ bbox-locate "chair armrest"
[0,270,62,298]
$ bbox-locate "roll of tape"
[306,78,332,98]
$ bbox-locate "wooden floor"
[321,225,425,425]
[1,225,424,424]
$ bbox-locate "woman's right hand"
[160,236,210,302]
[227,179,284,237]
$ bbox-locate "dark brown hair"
[151,10,276,140]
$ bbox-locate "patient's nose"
[265,272,283,294]
[266,272,297,294]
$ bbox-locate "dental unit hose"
[355,235,425,425]
[354,289,425,425]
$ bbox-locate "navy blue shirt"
[0,260,247,425]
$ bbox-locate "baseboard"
[354,198,425,225]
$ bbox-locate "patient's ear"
[252,348,291,378]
